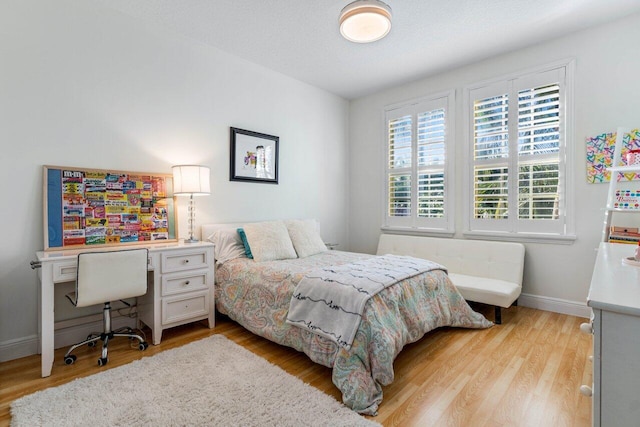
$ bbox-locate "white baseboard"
[0,314,138,363]
[0,335,39,363]
[54,315,138,349]
[518,293,591,319]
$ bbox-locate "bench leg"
[494,306,502,324]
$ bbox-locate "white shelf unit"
[602,127,640,243]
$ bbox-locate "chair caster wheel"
[139,342,149,351]
[97,357,108,367]
[64,355,76,365]
[87,335,97,347]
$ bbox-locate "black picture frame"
[230,127,279,184]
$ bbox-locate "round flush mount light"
[339,0,392,43]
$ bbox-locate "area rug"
[11,335,380,427]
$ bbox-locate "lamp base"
[184,237,200,243]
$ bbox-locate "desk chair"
[63,248,149,367]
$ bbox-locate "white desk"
[35,241,215,377]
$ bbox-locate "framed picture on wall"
[230,127,279,184]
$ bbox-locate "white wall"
[348,12,640,316]
[0,0,350,360]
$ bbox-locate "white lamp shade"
[339,0,392,43]
[172,165,211,195]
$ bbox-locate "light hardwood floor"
[0,305,592,427]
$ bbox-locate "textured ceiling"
[97,0,640,99]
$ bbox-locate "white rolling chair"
[63,248,150,367]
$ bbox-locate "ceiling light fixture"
[339,0,392,43]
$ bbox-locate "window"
[465,63,574,239]
[384,91,454,233]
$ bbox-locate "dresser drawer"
[53,262,77,283]
[161,269,210,297]
[161,249,210,273]
[162,291,210,325]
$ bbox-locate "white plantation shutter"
[388,173,411,217]
[474,94,509,161]
[385,92,454,231]
[418,172,444,217]
[518,162,559,220]
[472,87,510,225]
[417,109,446,218]
[474,166,509,220]
[516,82,560,225]
[467,66,569,236]
[417,109,446,166]
[388,114,412,222]
[389,115,412,170]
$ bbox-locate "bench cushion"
[447,273,520,308]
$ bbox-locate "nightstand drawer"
[162,291,210,325]
[161,269,209,296]
[161,249,209,273]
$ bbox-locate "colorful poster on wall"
[586,129,640,183]
[44,166,176,250]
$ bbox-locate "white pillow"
[242,221,297,262]
[285,219,327,258]
[207,228,247,264]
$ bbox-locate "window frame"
[382,90,456,236]
[462,60,576,244]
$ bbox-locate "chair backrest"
[75,248,149,308]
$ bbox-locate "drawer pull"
[184,259,189,264]
[184,280,190,285]
[579,322,593,334]
[579,385,593,397]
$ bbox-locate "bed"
[204,220,492,415]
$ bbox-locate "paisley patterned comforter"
[215,250,492,415]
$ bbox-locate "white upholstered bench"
[376,234,525,324]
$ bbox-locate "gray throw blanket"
[286,254,446,349]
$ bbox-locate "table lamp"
[172,165,211,243]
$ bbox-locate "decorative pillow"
[236,228,253,259]
[242,221,297,262]
[285,219,327,258]
[206,228,247,264]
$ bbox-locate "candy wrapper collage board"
[44,166,176,250]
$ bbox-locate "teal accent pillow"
[237,228,253,259]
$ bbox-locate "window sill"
[380,226,455,238]
[462,230,577,245]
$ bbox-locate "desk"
[35,241,215,377]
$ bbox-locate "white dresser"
[586,242,640,426]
